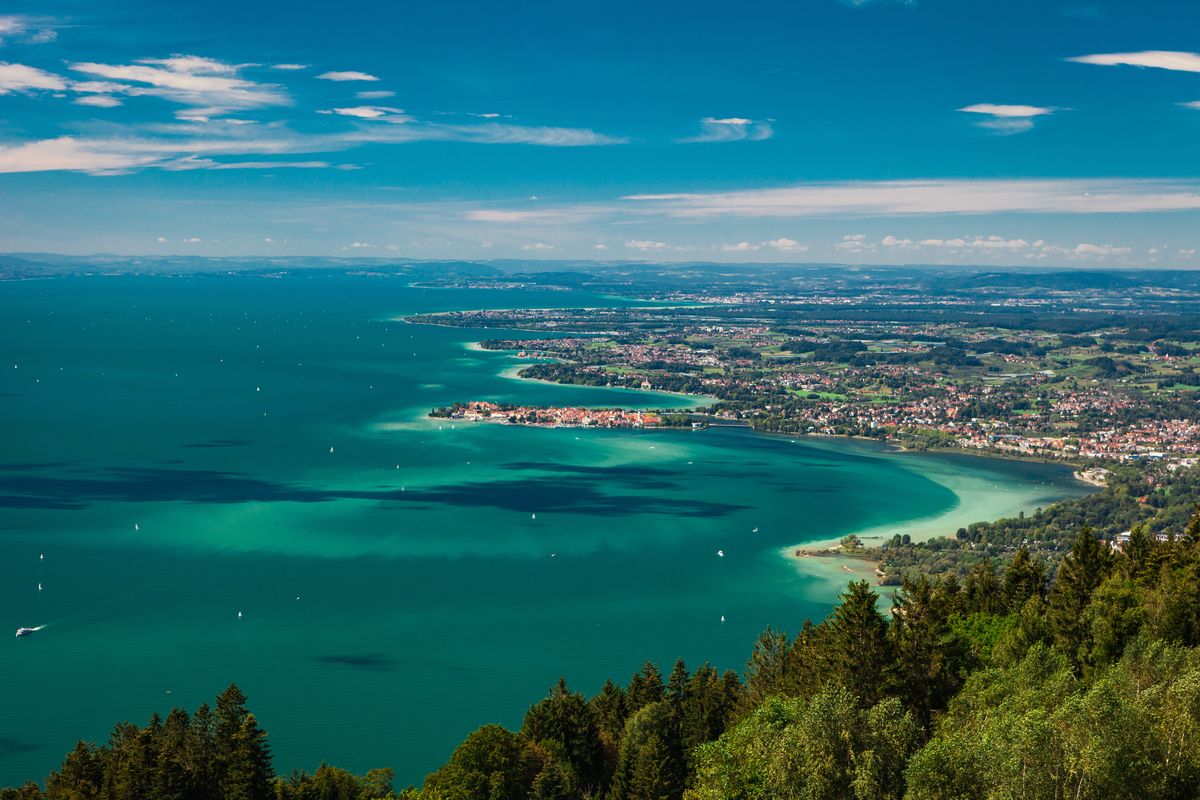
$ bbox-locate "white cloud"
[338,122,626,146]
[159,156,331,170]
[959,104,1054,135]
[183,237,201,243]
[0,117,627,175]
[715,237,811,253]
[593,243,609,250]
[1182,101,1200,110]
[680,117,773,143]
[271,63,309,71]
[1179,248,1197,257]
[622,179,1200,218]
[317,70,380,82]
[69,55,289,118]
[883,234,1033,251]
[520,242,555,251]
[834,234,876,253]
[356,90,395,99]
[0,135,349,175]
[320,105,408,120]
[0,62,66,93]
[1073,242,1132,256]
[74,94,122,108]
[155,236,167,243]
[765,237,808,252]
[0,136,161,174]
[625,239,669,251]
[138,56,236,74]
[1068,50,1200,73]
[834,233,1137,261]
[465,210,545,222]
[349,241,373,248]
[959,103,1054,118]
[0,16,57,45]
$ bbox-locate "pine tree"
[1048,528,1112,668]
[45,742,104,800]
[608,703,682,800]
[627,662,664,710]
[521,678,604,794]
[679,664,730,776]
[186,703,219,800]
[221,714,273,800]
[589,679,629,744]
[627,733,676,800]
[530,759,575,800]
[890,575,966,729]
[821,581,894,705]
[1003,546,1046,611]
[1119,525,1153,582]
[963,561,1003,614]
[153,708,192,800]
[666,659,689,714]
[742,627,789,707]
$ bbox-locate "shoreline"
[425,324,1098,592]
[495,359,715,408]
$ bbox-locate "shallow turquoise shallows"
[0,276,1088,787]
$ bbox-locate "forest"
[6,506,1200,800]
[869,463,1200,583]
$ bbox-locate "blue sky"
[1,0,1199,266]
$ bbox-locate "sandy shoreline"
[779,442,1095,588]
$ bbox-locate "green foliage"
[687,689,919,800]
[36,686,275,800]
[420,725,543,800]
[906,639,1200,800]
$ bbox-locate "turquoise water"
[0,277,1087,787]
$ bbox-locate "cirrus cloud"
[316,70,380,82]
[1067,50,1200,73]
[680,116,773,143]
[621,178,1200,218]
[0,61,66,93]
[68,55,289,118]
[0,15,57,46]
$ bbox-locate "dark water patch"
[500,460,773,486]
[181,438,252,449]
[316,653,399,672]
[0,738,41,759]
[315,653,481,678]
[0,461,84,471]
[502,461,675,477]
[0,468,745,517]
[406,477,746,517]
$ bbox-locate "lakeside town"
[431,400,661,428]
[415,266,1200,468]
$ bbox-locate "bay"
[0,276,1088,787]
